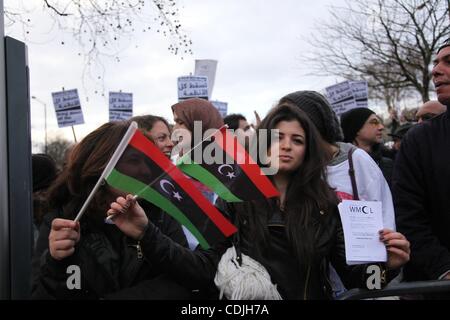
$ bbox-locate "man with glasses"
[393,39,450,295]
[340,107,393,185]
[415,100,446,123]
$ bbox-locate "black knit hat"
[279,90,344,143]
[32,154,57,192]
[340,107,375,143]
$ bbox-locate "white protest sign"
[325,81,361,116]
[178,76,209,100]
[331,98,359,117]
[51,89,84,128]
[211,100,228,118]
[194,60,218,99]
[109,92,133,121]
[338,200,387,265]
[325,81,354,104]
[350,80,368,108]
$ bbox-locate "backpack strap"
[348,148,360,200]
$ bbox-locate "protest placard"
[51,89,84,128]
[350,80,369,108]
[325,81,354,104]
[178,76,209,100]
[109,92,133,121]
[194,60,218,99]
[211,100,228,118]
[325,80,369,116]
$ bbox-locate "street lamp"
[31,96,48,154]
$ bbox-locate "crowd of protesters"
[29,39,450,300]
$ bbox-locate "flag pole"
[105,124,229,222]
[71,126,77,143]
[74,121,138,222]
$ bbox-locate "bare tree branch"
[44,0,71,16]
[4,0,193,96]
[301,0,449,111]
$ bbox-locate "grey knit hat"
[279,90,344,143]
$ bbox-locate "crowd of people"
[29,39,450,300]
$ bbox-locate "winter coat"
[31,205,189,300]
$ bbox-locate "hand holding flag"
[107,194,148,240]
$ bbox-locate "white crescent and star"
[160,179,183,201]
[218,164,236,179]
[173,191,183,201]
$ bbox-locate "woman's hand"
[107,194,149,240]
[379,228,410,269]
[49,219,80,260]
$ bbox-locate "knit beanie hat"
[279,90,343,143]
[32,153,57,192]
[340,107,375,143]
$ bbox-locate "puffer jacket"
[31,204,189,300]
[136,199,391,300]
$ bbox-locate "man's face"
[415,101,446,123]
[356,114,384,146]
[238,119,251,132]
[234,119,254,149]
[432,46,450,106]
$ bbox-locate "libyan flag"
[102,122,237,249]
[176,127,279,202]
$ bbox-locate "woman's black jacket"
[31,203,189,300]
[136,199,390,300]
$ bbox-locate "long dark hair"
[47,121,131,221]
[248,104,338,270]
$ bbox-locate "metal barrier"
[337,280,450,300]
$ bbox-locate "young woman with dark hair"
[108,104,410,299]
[31,121,189,299]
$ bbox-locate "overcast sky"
[6,0,352,150]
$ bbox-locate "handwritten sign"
[350,81,368,108]
[109,92,133,121]
[194,60,218,99]
[330,99,358,117]
[325,80,369,116]
[211,100,228,118]
[325,81,354,104]
[51,89,84,128]
[178,76,209,100]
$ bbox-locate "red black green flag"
[176,127,279,202]
[103,125,237,249]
